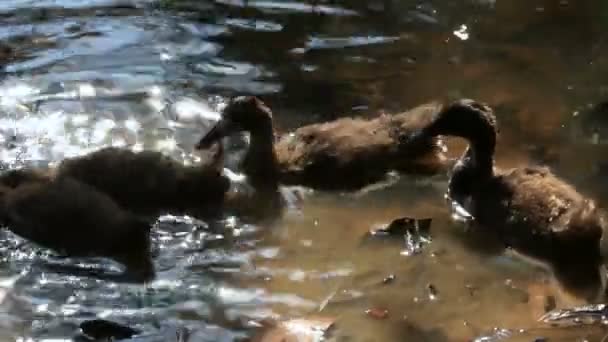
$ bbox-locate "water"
[1,0,608,340]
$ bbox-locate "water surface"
[1,0,608,340]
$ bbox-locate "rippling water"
[2,0,608,341]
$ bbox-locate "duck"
[417,99,608,302]
[195,96,449,191]
[54,142,232,218]
[0,168,154,282]
[56,140,286,222]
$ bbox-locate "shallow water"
[2,0,608,340]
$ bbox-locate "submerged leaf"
[369,217,432,237]
[363,217,433,255]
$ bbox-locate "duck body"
[421,100,607,301]
[56,146,230,217]
[0,169,154,281]
[275,109,447,190]
[462,165,603,271]
[198,96,448,191]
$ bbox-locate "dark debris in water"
[362,217,432,255]
[381,274,396,284]
[426,283,438,301]
[75,319,239,342]
[78,319,141,340]
[371,217,432,237]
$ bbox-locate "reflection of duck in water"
[196,96,449,191]
[418,99,608,302]
[0,169,154,282]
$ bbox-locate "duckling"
[196,96,449,191]
[418,99,608,302]
[55,142,231,218]
[0,169,154,282]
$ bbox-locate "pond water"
[2,0,608,340]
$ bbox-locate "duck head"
[417,99,497,173]
[415,99,497,207]
[196,96,280,191]
[196,96,274,149]
[421,99,496,144]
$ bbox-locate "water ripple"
[291,35,401,53]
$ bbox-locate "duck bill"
[196,119,232,150]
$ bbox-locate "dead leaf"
[253,316,335,342]
[365,307,389,320]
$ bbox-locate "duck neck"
[448,136,495,202]
[465,137,495,178]
[242,124,280,191]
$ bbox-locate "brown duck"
[0,168,154,282]
[196,96,449,191]
[55,142,284,222]
[418,99,608,302]
[55,143,232,218]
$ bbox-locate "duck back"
[275,119,395,190]
[470,167,604,265]
[0,171,154,278]
[56,147,230,216]
[275,107,444,190]
[450,164,606,301]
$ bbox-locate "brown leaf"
[365,307,389,320]
[253,316,335,342]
